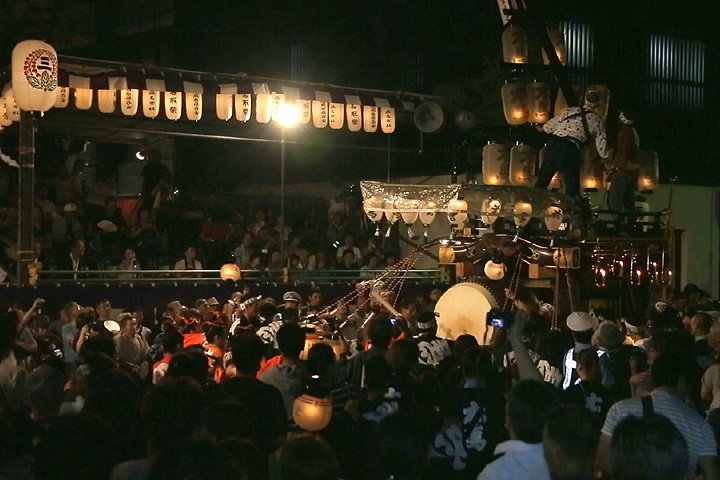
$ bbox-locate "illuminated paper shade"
[220,263,241,281]
[380,107,395,133]
[501,82,528,125]
[295,99,311,124]
[580,146,604,191]
[545,206,564,231]
[120,89,139,116]
[186,93,202,121]
[2,93,21,121]
[234,94,251,122]
[480,198,502,225]
[363,105,378,132]
[513,201,532,227]
[312,101,327,128]
[483,143,509,185]
[0,102,11,127]
[502,25,528,64]
[293,394,332,432]
[11,40,58,112]
[256,94,272,124]
[329,102,345,129]
[509,143,536,186]
[73,88,92,110]
[346,104,362,131]
[98,89,116,113]
[54,87,70,108]
[363,196,384,223]
[164,92,182,120]
[216,94,233,121]
[526,81,551,124]
[484,260,505,280]
[447,198,468,226]
[271,93,285,122]
[418,210,436,226]
[401,212,419,225]
[637,150,659,193]
[439,246,456,264]
[542,28,567,65]
[142,90,159,118]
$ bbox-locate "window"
[646,35,705,108]
[559,22,594,69]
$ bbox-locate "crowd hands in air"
[2,282,720,480]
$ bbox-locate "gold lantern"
[235,94,251,122]
[513,201,532,227]
[312,100,328,128]
[11,40,58,112]
[501,81,528,125]
[296,99,311,124]
[447,198,468,226]
[480,198,502,225]
[554,85,583,116]
[363,196,384,225]
[256,93,272,124]
[164,91,182,120]
[483,142,509,185]
[526,81,551,124]
[439,246,456,264]
[509,143,536,186]
[484,260,505,280]
[381,107,396,133]
[54,87,70,108]
[271,93,285,122]
[328,102,345,129]
[398,198,419,227]
[580,146,604,192]
[216,94,233,121]
[120,89,139,116]
[293,394,332,432]
[637,150,659,193]
[363,105,378,132]
[502,25,528,64]
[346,104,362,132]
[545,206,564,231]
[142,90,159,118]
[220,263,242,281]
[98,89,116,113]
[186,93,202,121]
[73,88,92,110]
[553,248,580,269]
[542,28,567,65]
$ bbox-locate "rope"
[502,254,523,312]
[551,260,560,330]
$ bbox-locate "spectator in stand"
[100,196,127,235]
[609,415,689,480]
[57,239,89,276]
[118,247,140,279]
[275,215,293,242]
[361,254,381,278]
[52,203,84,248]
[86,175,118,220]
[140,149,170,209]
[336,234,362,262]
[233,232,255,268]
[327,213,349,249]
[173,245,202,272]
[129,208,162,257]
[337,250,359,270]
[543,405,599,480]
[384,254,398,268]
[259,323,306,417]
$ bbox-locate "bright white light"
[135,150,146,160]
[277,105,299,126]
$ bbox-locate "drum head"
[435,282,499,344]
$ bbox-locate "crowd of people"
[0,151,397,280]
[2,280,720,480]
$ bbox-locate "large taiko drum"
[435,282,500,344]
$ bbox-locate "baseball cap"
[566,311,597,332]
[63,203,77,213]
[282,291,302,303]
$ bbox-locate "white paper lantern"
[513,201,532,227]
[481,198,502,225]
[98,90,116,113]
[216,94,233,121]
[447,198,468,226]
[509,143,537,186]
[271,93,285,122]
[142,90,159,118]
[329,102,345,129]
[346,104,362,132]
[293,395,332,432]
[186,93,202,121]
[11,40,58,112]
[363,196,384,223]
[483,143,509,185]
[363,105,378,132]
[164,91,182,120]
[296,99,311,124]
[2,94,21,122]
[120,89,139,116]
[0,102,11,127]
[401,211,419,225]
[256,94,272,124]
[545,206,564,231]
[54,87,70,108]
[312,101,328,128]
[235,94,251,122]
[381,107,396,133]
[484,260,505,280]
[220,263,242,281]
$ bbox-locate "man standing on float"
[535,89,608,199]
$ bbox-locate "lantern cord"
[563,251,576,313]
[503,254,523,312]
[551,261,560,330]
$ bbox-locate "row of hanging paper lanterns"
[482,141,537,187]
[480,198,564,231]
[50,87,397,133]
[502,79,579,125]
[502,25,567,66]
